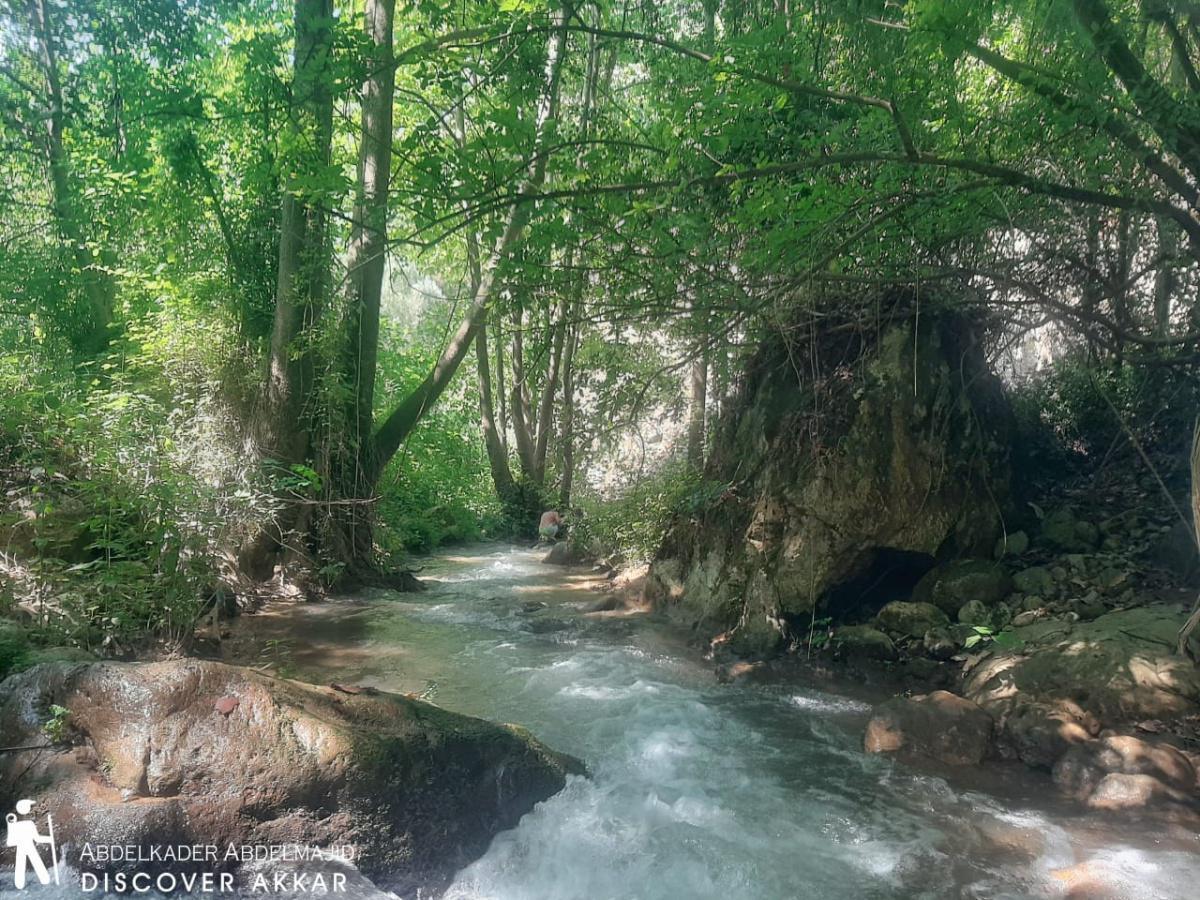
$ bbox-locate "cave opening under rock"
[821,548,936,624]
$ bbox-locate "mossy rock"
[913,559,1013,615]
[832,625,897,661]
[876,601,949,639]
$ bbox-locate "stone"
[995,700,1099,769]
[0,661,582,889]
[993,530,1029,559]
[1053,734,1196,800]
[1041,508,1100,553]
[1012,565,1054,596]
[875,601,949,638]
[912,559,1013,615]
[957,599,990,625]
[1075,598,1107,621]
[1149,520,1200,586]
[1086,773,1194,811]
[965,605,1200,764]
[543,542,585,566]
[831,625,896,661]
[864,691,994,765]
[1010,609,1044,627]
[923,628,958,661]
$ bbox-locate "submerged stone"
[831,625,897,661]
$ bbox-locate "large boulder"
[0,660,582,892]
[646,308,1011,655]
[964,604,1200,768]
[864,690,994,765]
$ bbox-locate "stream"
[229,544,1199,899]
[5,544,1198,899]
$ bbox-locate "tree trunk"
[509,311,538,478]
[241,0,335,578]
[1155,217,1177,339]
[323,0,396,568]
[366,1,574,484]
[476,324,516,499]
[558,321,580,510]
[34,0,114,356]
[532,299,567,483]
[686,352,708,471]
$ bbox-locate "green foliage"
[42,704,72,745]
[571,464,727,564]
[0,312,271,653]
[1013,355,1200,462]
[962,624,1024,652]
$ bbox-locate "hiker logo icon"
[5,800,59,890]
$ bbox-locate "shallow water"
[6,545,1200,898]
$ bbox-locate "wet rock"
[1012,565,1054,596]
[1149,520,1200,585]
[1053,734,1197,801]
[864,690,994,765]
[1010,609,1045,628]
[957,599,990,625]
[996,700,1099,769]
[0,660,582,887]
[543,542,585,566]
[831,625,896,661]
[1075,597,1107,622]
[993,530,1029,559]
[1010,616,1073,646]
[912,559,1012,615]
[1086,773,1194,811]
[923,628,958,661]
[716,660,767,683]
[875,601,949,639]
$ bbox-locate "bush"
[1012,355,1200,463]
[0,316,269,653]
[570,463,729,564]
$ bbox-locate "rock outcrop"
[646,307,1011,655]
[0,660,582,892]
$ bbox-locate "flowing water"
[233,545,1200,899]
[5,544,1199,899]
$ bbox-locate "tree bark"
[509,311,538,477]
[242,0,335,577]
[320,0,397,568]
[476,324,516,498]
[1155,217,1178,340]
[342,0,395,490]
[532,298,567,482]
[558,321,580,510]
[33,0,114,356]
[686,352,708,470]
[367,1,574,483]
